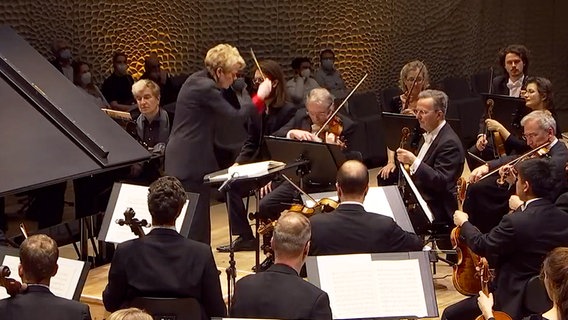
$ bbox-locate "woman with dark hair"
[477,247,568,320]
[217,59,296,252]
[73,61,107,108]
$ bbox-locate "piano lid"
[0,25,150,196]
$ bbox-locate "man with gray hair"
[396,89,465,235]
[231,211,332,319]
[0,234,91,320]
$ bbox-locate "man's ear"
[51,263,58,277]
[523,180,530,194]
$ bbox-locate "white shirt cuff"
[410,158,421,175]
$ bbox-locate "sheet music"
[0,255,84,300]
[303,187,395,220]
[105,183,189,243]
[208,160,285,182]
[314,254,428,319]
[400,164,434,222]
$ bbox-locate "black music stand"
[480,93,528,137]
[204,162,292,315]
[264,136,346,188]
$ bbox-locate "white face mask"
[321,59,334,71]
[59,48,72,60]
[116,63,128,74]
[80,72,92,85]
[300,69,311,78]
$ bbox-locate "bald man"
[309,160,423,255]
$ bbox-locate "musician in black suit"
[217,60,296,252]
[230,211,332,319]
[309,160,422,255]
[102,176,226,318]
[396,89,465,229]
[0,234,91,320]
[443,158,568,320]
[259,87,358,221]
[466,110,568,233]
[164,44,273,244]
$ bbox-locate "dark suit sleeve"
[311,291,333,320]
[82,304,92,320]
[385,219,423,251]
[200,249,227,317]
[201,85,255,118]
[556,192,568,213]
[460,215,516,257]
[273,109,303,137]
[235,114,261,164]
[102,245,128,312]
[414,138,463,193]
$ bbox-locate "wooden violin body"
[450,227,482,296]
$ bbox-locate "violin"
[485,98,507,158]
[0,265,24,296]
[314,73,368,146]
[258,198,338,235]
[474,259,512,320]
[116,208,151,238]
[401,62,426,115]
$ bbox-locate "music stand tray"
[264,136,346,185]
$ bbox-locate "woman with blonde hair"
[165,44,272,244]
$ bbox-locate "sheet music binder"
[98,183,198,243]
[0,247,90,301]
[306,251,438,319]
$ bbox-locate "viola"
[0,265,24,296]
[474,259,512,320]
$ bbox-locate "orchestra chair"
[128,296,203,320]
[523,275,553,314]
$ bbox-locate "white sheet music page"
[0,255,83,300]
[363,187,395,220]
[314,254,428,319]
[105,183,189,243]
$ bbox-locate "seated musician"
[217,60,296,253]
[395,89,465,237]
[477,247,568,320]
[0,234,91,320]
[466,110,568,233]
[102,176,226,318]
[443,158,568,320]
[469,44,531,162]
[230,211,332,320]
[310,160,423,255]
[378,60,430,186]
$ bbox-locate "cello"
[0,265,24,296]
[116,208,151,238]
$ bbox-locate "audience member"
[0,234,91,320]
[73,61,107,108]
[101,52,136,112]
[314,49,347,100]
[102,176,226,318]
[286,57,320,107]
[49,38,74,81]
[140,53,177,106]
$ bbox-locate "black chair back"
[523,275,553,314]
[129,297,203,320]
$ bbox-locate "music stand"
[204,162,292,315]
[480,93,528,137]
[264,136,346,187]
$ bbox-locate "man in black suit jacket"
[231,211,332,319]
[0,234,91,320]
[165,44,273,244]
[396,89,465,228]
[102,176,226,318]
[466,110,568,233]
[310,160,422,255]
[443,158,568,320]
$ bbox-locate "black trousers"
[226,184,254,238]
[259,182,301,220]
[441,295,480,320]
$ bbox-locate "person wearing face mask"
[286,57,320,108]
[140,53,177,106]
[314,49,348,100]
[217,59,296,253]
[101,52,136,112]
[73,61,108,108]
[49,39,74,81]
[165,44,273,245]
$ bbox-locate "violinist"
[466,110,568,233]
[443,158,568,320]
[378,60,430,185]
[395,90,465,236]
[217,60,296,253]
[309,160,422,256]
[0,234,91,320]
[103,176,226,318]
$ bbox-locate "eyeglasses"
[522,132,540,140]
[252,77,263,85]
[414,109,437,116]
[406,77,424,83]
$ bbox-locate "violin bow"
[249,48,265,80]
[315,73,368,137]
[280,174,317,204]
[19,223,29,239]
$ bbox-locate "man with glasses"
[395,90,465,232]
[465,110,568,233]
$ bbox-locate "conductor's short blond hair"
[204,44,245,74]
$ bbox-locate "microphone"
[218,172,239,193]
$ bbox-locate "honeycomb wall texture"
[1,0,567,124]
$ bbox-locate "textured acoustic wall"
[1,0,567,125]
